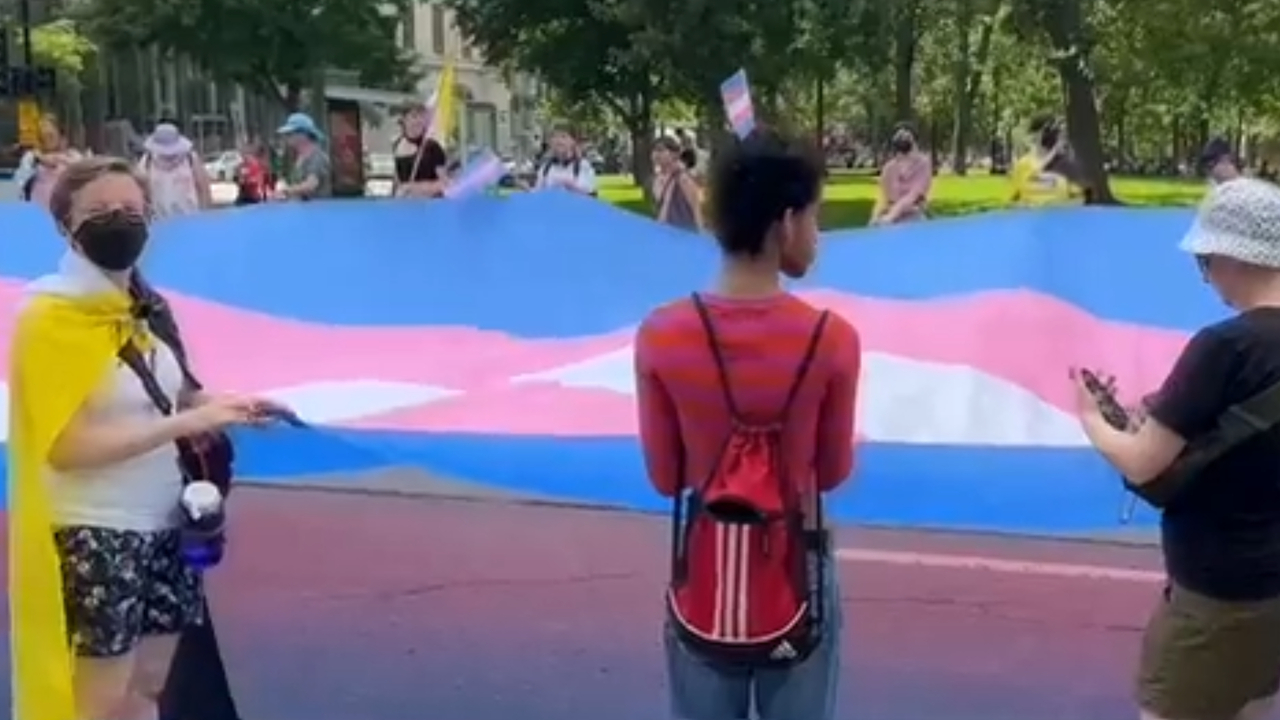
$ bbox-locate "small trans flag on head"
[445,149,505,199]
[720,69,756,139]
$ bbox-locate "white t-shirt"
[49,335,187,531]
[534,158,597,195]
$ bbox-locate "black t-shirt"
[394,137,447,183]
[1150,307,1280,600]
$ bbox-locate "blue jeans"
[664,558,842,720]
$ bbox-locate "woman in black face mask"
[8,156,290,720]
[871,122,932,225]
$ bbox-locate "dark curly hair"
[707,129,823,258]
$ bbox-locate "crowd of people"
[6,105,1280,720]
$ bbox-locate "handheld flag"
[720,69,756,139]
[445,150,505,199]
[430,60,457,143]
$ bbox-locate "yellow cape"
[8,287,137,720]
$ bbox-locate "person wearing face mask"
[1074,179,1280,720]
[635,129,859,720]
[7,156,292,720]
[870,122,932,225]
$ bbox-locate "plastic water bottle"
[179,481,226,570]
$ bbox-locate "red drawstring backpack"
[666,293,832,666]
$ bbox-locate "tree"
[447,0,666,190]
[30,19,97,77]
[76,0,419,111]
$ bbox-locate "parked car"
[500,156,535,188]
[203,151,242,181]
[365,152,396,179]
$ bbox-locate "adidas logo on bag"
[769,641,797,661]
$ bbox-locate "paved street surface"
[0,477,1163,720]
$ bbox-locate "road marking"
[836,548,1164,583]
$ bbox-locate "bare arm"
[191,153,214,208]
[48,405,203,472]
[816,320,861,491]
[677,173,704,229]
[884,156,931,221]
[635,319,683,497]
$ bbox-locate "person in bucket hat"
[1075,177,1280,720]
[139,121,212,218]
[276,112,331,200]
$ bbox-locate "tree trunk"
[1039,0,1115,203]
[950,0,974,174]
[892,1,920,124]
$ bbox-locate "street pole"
[19,0,32,69]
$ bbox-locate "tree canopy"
[449,0,1280,196]
[75,0,419,110]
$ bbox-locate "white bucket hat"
[1180,178,1280,269]
[144,122,193,158]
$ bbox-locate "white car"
[203,151,242,182]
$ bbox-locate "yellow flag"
[8,289,135,720]
[431,59,457,145]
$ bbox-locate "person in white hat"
[1074,177,1280,720]
[138,122,213,219]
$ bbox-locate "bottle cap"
[182,481,223,520]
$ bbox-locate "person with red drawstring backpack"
[634,128,861,720]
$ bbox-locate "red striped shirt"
[634,292,861,498]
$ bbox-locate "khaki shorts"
[1138,583,1280,720]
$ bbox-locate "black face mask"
[892,137,914,153]
[73,209,148,272]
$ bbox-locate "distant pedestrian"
[275,113,331,201]
[14,115,82,206]
[651,136,702,232]
[138,122,213,219]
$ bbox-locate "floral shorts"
[55,525,204,658]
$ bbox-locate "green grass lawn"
[598,172,1204,230]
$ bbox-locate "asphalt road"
[0,476,1164,720]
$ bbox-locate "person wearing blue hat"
[275,112,332,200]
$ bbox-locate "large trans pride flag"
[0,193,1220,536]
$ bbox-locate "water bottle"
[179,481,226,570]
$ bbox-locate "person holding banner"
[531,128,597,197]
[870,122,931,225]
[652,136,702,231]
[275,113,332,201]
[635,128,856,720]
[393,104,449,198]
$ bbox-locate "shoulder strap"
[689,293,829,422]
[128,275,202,391]
[119,340,174,416]
[573,158,582,178]
[1151,378,1280,496]
[1193,379,1280,461]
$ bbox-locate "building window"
[400,5,415,50]
[431,5,446,56]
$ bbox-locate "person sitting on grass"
[870,122,931,225]
[1010,114,1088,206]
